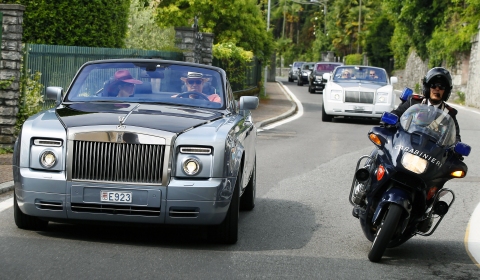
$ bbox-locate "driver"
[391,67,461,143]
[176,72,221,103]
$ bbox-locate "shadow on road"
[33,197,315,251]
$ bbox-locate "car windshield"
[65,62,225,109]
[302,63,315,71]
[315,63,341,73]
[293,62,304,68]
[332,66,388,84]
[400,104,457,147]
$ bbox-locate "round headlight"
[182,158,201,175]
[40,151,57,168]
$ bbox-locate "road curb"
[0,181,14,194]
[256,81,297,128]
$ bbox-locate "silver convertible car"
[13,59,259,244]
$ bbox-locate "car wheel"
[308,84,315,93]
[216,171,241,244]
[240,158,256,211]
[322,103,333,122]
[14,191,48,230]
[288,76,293,82]
[297,79,303,86]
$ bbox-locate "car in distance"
[308,62,343,93]
[288,61,305,82]
[13,59,259,244]
[322,65,398,122]
[297,62,315,86]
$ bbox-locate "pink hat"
[114,70,143,84]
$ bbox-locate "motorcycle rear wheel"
[368,203,403,262]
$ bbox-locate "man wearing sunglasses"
[176,72,221,103]
[391,67,461,143]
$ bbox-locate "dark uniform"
[391,94,461,143]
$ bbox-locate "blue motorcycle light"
[454,142,471,157]
[400,87,413,102]
[380,112,398,125]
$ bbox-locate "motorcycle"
[350,101,471,262]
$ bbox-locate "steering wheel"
[176,91,210,101]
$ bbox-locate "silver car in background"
[288,61,305,82]
[13,59,258,244]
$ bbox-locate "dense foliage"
[124,0,176,51]
[0,0,129,48]
[154,0,274,61]
[271,0,480,69]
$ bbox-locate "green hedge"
[0,0,129,48]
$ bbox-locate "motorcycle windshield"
[399,104,457,147]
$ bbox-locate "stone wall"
[392,50,470,104]
[465,22,480,108]
[174,27,214,65]
[0,4,24,149]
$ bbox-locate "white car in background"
[321,66,398,122]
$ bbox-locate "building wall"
[0,4,24,148]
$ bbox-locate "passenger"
[107,69,143,97]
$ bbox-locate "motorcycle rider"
[391,67,461,143]
[352,67,462,218]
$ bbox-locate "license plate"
[100,191,132,203]
[353,106,365,111]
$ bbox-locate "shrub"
[15,67,44,135]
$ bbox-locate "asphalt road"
[1,79,479,279]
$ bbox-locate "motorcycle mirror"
[399,87,413,102]
[380,111,398,125]
[454,142,471,157]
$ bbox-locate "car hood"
[56,102,224,133]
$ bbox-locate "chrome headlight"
[330,90,343,100]
[401,153,427,174]
[315,75,322,81]
[376,92,389,103]
[182,157,201,175]
[176,146,212,177]
[30,138,63,170]
[40,151,56,168]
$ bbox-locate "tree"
[154,0,274,61]
[124,0,176,50]
[364,15,394,71]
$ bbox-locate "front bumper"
[323,101,393,118]
[15,167,234,225]
[312,80,325,91]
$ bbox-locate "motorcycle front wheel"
[368,203,403,262]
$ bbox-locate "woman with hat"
[108,69,143,97]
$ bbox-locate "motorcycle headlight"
[401,153,427,174]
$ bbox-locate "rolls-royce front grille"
[72,141,164,183]
[345,91,374,104]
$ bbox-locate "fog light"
[40,151,56,168]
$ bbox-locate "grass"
[0,147,13,154]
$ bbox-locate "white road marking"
[0,197,13,212]
[259,82,304,131]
